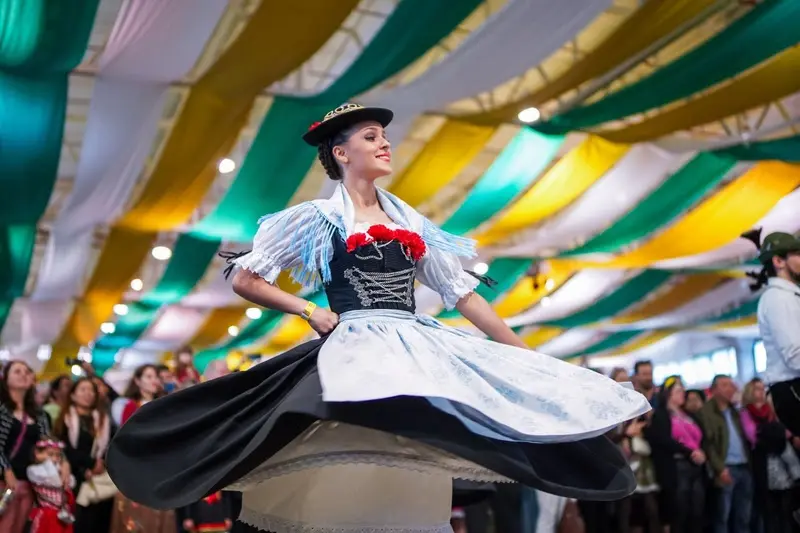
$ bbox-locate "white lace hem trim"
[228,451,511,491]
[238,509,453,533]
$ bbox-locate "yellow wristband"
[301,301,317,321]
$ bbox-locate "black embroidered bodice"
[324,236,417,315]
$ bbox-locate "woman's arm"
[232,271,339,335]
[232,271,309,316]
[456,292,528,349]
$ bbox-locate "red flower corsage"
[308,121,321,131]
[345,225,427,261]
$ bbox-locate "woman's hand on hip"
[308,308,339,336]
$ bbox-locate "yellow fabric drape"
[476,136,628,246]
[259,316,313,354]
[465,0,721,125]
[118,0,359,232]
[190,307,247,348]
[387,121,496,207]
[493,267,573,318]
[523,327,565,348]
[586,162,800,268]
[706,315,757,330]
[612,273,725,324]
[602,46,800,143]
[44,229,153,375]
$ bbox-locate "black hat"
[758,231,800,264]
[302,103,393,146]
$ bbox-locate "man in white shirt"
[754,231,800,434]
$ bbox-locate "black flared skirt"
[106,338,634,511]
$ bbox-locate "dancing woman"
[107,104,650,533]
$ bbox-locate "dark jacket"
[645,407,702,493]
[696,399,750,481]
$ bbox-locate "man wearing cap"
[754,231,800,434]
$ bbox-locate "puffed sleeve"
[234,202,341,289]
[415,218,479,310]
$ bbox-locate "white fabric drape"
[507,269,630,328]
[319,0,611,199]
[32,0,226,302]
[495,145,691,257]
[654,188,800,270]
[181,274,246,308]
[536,329,601,359]
[131,305,209,353]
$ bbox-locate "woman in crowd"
[740,377,800,533]
[43,375,71,423]
[0,361,68,533]
[646,376,707,533]
[110,365,174,533]
[53,377,113,533]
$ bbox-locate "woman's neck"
[75,405,92,416]
[342,178,379,209]
[140,393,153,402]
[9,389,26,412]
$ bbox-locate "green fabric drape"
[564,330,642,360]
[438,258,531,319]
[534,0,800,135]
[92,235,219,370]
[193,0,482,243]
[0,0,100,331]
[441,129,564,235]
[716,134,800,162]
[564,153,737,257]
[546,270,673,329]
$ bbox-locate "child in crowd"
[27,439,76,533]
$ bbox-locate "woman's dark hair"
[53,377,103,439]
[0,360,39,417]
[657,375,683,409]
[123,364,161,401]
[685,389,706,403]
[48,375,71,403]
[317,126,358,181]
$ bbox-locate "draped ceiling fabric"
[44,0,362,376]
[533,0,800,135]
[494,143,692,257]
[0,0,100,335]
[602,46,800,143]
[476,136,628,245]
[360,0,611,143]
[579,162,800,268]
[32,0,226,303]
[464,0,725,125]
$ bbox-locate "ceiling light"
[71,365,83,377]
[473,262,489,276]
[113,304,129,316]
[100,322,116,335]
[540,296,552,307]
[36,345,52,361]
[151,246,172,261]
[545,278,556,291]
[246,307,263,320]
[130,278,143,291]
[228,325,240,337]
[218,158,236,174]
[517,107,541,124]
